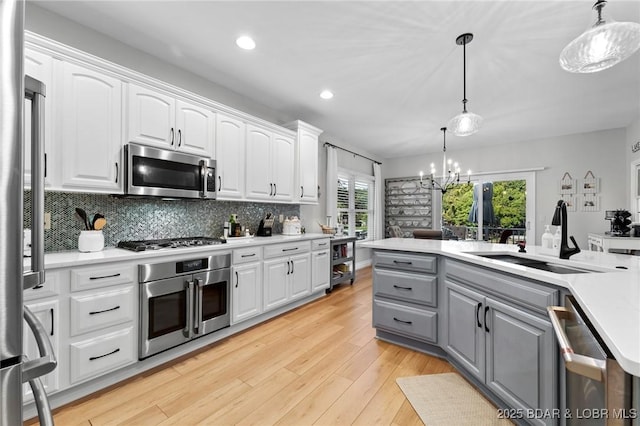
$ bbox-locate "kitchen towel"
[396,372,514,425]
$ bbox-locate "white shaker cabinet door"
[245,124,272,200]
[271,133,295,202]
[231,262,262,324]
[311,250,330,292]
[215,114,245,199]
[59,62,122,192]
[262,258,288,311]
[175,99,214,157]
[298,129,319,203]
[289,253,311,301]
[127,83,175,149]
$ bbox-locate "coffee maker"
[257,213,275,236]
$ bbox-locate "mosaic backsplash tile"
[24,191,300,252]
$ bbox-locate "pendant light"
[448,33,483,137]
[560,0,640,73]
[419,127,471,194]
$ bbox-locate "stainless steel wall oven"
[139,254,230,359]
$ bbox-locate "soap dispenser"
[552,226,561,254]
[541,225,553,253]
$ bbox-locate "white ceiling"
[34,0,640,159]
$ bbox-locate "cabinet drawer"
[374,251,437,273]
[70,286,134,336]
[446,259,558,314]
[373,300,437,343]
[264,241,310,259]
[374,269,437,307]
[311,239,331,251]
[69,327,136,384]
[70,264,134,292]
[233,247,263,264]
[24,270,62,301]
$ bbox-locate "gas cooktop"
[117,237,225,252]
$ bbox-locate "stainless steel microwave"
[124,143,216,199]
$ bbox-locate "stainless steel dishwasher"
[548,296,634,426]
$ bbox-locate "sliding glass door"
[440,171,535,243]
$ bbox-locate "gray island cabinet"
[371,249,561,426]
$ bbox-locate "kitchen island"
[363,238,640,426]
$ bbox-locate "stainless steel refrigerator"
[1,0,57,424]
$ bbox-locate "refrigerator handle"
[24,75,46,289]
[22,306,57,382]
[547,305,606,382]
[27,377,54,426]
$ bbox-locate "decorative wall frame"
[561,194,577,212]
[581,194,600,212]
[580,170,599,194]
[559,172,576,195]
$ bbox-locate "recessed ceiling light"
[320,90,334,100]
[236,36,256,50]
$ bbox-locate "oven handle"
[185,280,195,339]
[194,278,204,334]
[199,160,207,198]
[547,305,606,382]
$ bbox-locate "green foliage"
[442,180,526,229]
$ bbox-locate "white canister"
[78,230,104,252]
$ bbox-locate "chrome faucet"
[551,200,581,260]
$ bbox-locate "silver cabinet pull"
[89,348,120,361]
[89,306,120,315]
[547,306,606,382]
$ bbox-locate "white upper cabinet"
[127,83,214,157]
[245,123,295,202]
[285,120,322,204]
[215,113,245,200]
[24,48,54,189]
[58,62,122,193]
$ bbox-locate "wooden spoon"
[93,217,107,230]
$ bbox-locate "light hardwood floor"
[28,267,457,425]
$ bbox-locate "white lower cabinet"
[69,327,136,384]
[22,299,59,402]
[69,286,134,336]
[311,248,330,292]
[232,262,262,324]
[262,242,311,311]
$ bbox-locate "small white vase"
[78,230,104,252]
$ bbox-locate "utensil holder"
[78,230,104,252]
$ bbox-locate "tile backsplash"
[24,191,300,252]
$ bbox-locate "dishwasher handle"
[547,305,606,382]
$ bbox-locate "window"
[337,171,375,241]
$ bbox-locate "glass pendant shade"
[560,3,640,73]
[448,110,483,137]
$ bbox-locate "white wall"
[384,128,628,248]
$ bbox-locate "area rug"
[396,373,513,425]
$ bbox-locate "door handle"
[89,348,120,361]
[547,306,606,381]
[115,162,119,184]
[22,306,57,382]
[89,306,120,315]
[24,77,46,290]
[178,129,182,147]
[50,308,54,336]
[484,306,490,332]
[185,280,194,338]
[89,273,120,280]
[476,302,482,328]
[393,284,413,291]
[291,260,294,275]
[235,271,239,288]
[194,278,204,334]
[269,183,273,196]
[218,176,222,191]
[170,127,175,145]
[301,186,304,198]
[273,183,277,196]
[393,317,413,325]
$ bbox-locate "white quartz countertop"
[29,233,330,270]
[362,238,640,377]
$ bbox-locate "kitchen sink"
[474,253,602,274]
